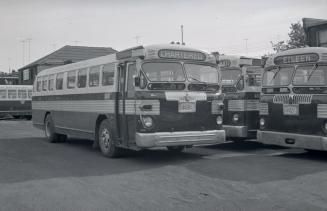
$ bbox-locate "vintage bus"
[218,55,263,141]
[0,85,32,119]
[257,47,327,151]
[32,44,226,157]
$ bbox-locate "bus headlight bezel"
[322,121,327,134]
[216,115,223,125]
[142,116,154,129]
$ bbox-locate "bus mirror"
[134,76,140,87]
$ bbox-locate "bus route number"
[283,104,299,116]
[178,102,196,113]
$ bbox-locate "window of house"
[77,68,87,88]
[89,66,100,87]
[102,63,115,86]
[319,30,327,47]
[56,73,64,90]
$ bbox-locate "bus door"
[117,62,137,146]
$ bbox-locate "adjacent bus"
[218,55,263,141]
[32,44,226,157]
[257,47,327,151]
[0,85,32,119]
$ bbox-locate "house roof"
[303,18,327,32]
[18,45,117,70]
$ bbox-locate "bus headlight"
[260,118,265,127]
[216,115,223,125]
[142,116,154,128]
[233,113,239,122]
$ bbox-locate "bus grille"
[273,94,312,104]
[317,104,327,118]
[259,103,269,115]
[228,100,259,111]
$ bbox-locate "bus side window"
[18,90,27,99]
[56,73,64,90]
[48,75,55,91]
[28,90,32,99]
[102,63,115,86]
[42,76,48,91]
[36,77,42,92]
[0,89,6,99]
[8,90,17,99]
[77,68,87,88]
[89,66,100,87]
[67,70,76,89]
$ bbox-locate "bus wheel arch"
[44,112,66,143]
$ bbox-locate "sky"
[0,0,326,72]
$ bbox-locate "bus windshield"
[262,66,294,86]
[293,65,327,86]
[221,69,241,86]
[246,67,262,87]
[142,62,185,82]
[184,63,218,84]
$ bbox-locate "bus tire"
[167,146,185,153]
[98,119,121,158]
[44,114,60,143]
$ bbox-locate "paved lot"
[1,120,327,210]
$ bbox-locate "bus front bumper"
[135,130,226,148]
[223,125,248,138]
[257,130,327,151]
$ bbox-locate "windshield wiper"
[188,76,205,83]
[306,64,318,82]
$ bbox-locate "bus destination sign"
[274,53,319,65]
[158,49,206,61]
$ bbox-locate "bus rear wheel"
[167,146,185,153]
[44,114,63,143]
[98,119,121,158]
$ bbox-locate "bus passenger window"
[42,76,48,91]
[28,90,32,99]
[102,63,115,86]
[8,90,17,99]
[18,90,27,99]
[37,77,42,92]
[89,66,100,87]
[77,68,87,88]
[67,71,76,89]
[48,75,55,91]
[56,73,64,90]
[0,90,6,99]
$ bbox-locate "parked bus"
[0,85,32,119]
[218,55,263,141]
[32,44,226,157]
[257,47,327,151]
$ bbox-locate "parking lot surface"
[1,120,327,211]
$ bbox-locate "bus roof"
[218,55,262,67]
[270,47,327,66]
[37,44,215,77]
[0,85,33,89]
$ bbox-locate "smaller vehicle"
[0,85,32,119]
[218,55,263,141]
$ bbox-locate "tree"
[271,21,306,52]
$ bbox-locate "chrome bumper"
[223,125,248,137]
[135,130,226,148]
[257,130,327,151]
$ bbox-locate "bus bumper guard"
[135,130,226,148]
[257,130,327,151]
[223,125,248,138]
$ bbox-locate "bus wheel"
[98,119,121,158]
[44,114,60,143]
[167,146,185,153]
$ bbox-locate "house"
[18,45,117,85]
[303,18,327,47]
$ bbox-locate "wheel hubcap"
[101,129,110,149]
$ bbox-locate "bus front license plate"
[283,104,299,115]
[178,102,196,113]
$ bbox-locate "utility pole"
[8,58,11,73]
[26,38,32,63]
[133,36,141,45]
[20,39,26,66]
[181,25,184,45]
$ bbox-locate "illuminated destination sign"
[158,49,206,61]
[274,53,319,65]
